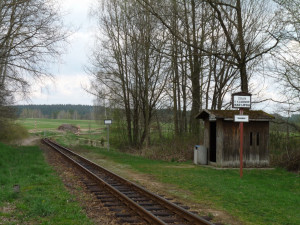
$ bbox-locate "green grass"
[17,118,102,130]
[50,131,105,148]
[80,146,300,225]
[11,118,300,224]
[0,142,92,225]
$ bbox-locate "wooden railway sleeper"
[43,139,168,225]
[43,139,216,225]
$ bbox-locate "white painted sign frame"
[232,92,252,109]
[234,115,249,122]
[104,119,112,125]
[232,95,251,108]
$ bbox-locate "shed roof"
[196,109,274,121]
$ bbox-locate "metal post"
[104,119,112,151]
[240,108,244,178]
[107,125,109,151]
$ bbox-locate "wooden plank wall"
[202,120,270,167]
[221,121,269,167]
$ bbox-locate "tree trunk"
[190,0,200,135]
[240,63,249,93]
[236,0,249,93]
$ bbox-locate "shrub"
[137,135,198,162]
[269,131,300,172]
[0,121,29,142]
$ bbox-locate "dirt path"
[19,136,41,146]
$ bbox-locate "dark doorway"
[210,122,216,162]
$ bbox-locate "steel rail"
[43,138,214,225]
[43,138,166,224]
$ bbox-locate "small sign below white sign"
[104,119,112,125]
[209,115,216,121]
[233,95,251,108]
[234,115,249,122]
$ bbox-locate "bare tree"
[137,0,282,92]
[88,0,170,147]
[87,0,290,150]
[0,0,68,101]
[274,0,299,42]
[270,0,300,109]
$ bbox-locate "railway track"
[42,138,216,225]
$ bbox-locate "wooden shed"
[196,110,274,167]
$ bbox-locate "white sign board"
[209,115,216,121]
[233,95,251,108]
[104,119,112,125]
[234,115,249,122]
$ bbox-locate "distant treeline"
[14,104,105,120]
[14,104,182,123]
[289,114,300,123]
[14,104,300,125]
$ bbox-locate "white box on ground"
[194,145,207,165]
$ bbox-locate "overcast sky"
[19,0,96,105]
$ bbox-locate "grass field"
[0,142,92,224]
[75,145,300,225]
[18,118,102,130]
[8,118,300,224]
